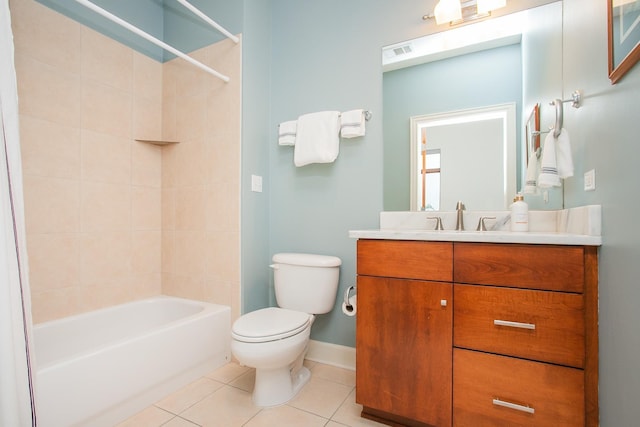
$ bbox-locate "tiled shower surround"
[10,0,241,323]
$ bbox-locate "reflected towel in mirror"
[538,131,561,188]
[524,149,539,194]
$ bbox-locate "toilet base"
[253,365,311,407]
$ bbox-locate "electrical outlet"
[584,169,596,191]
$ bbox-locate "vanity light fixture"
[424,0,507,26]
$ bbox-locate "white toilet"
[231,252,341,407]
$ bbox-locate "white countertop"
[349,205,602,246]
[348,229,602,246]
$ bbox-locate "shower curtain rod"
[175,0,239,44]
[70,0,231,82]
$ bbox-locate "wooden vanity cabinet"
[355,240,598,427]
[356,240,453,427]
[452,243,598,427]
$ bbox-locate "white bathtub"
[33,296,231,427]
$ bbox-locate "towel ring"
[550,90,582,138]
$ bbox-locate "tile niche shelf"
[135,139,180,146]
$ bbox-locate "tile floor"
[117,360,387,427]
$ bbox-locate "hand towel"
[523,148,539,194]
[340,109,366,138]
[278,120,297,146]
[294,111,341,167]
[556,128,574,179]
[537,131,561,188]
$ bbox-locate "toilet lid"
[232,307,311,343]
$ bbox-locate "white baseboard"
[306,340,355,371]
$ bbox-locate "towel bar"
[550,90,582,138]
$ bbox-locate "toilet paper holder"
[343,285,356,311]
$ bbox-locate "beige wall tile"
[172,231,207,278]
[132,230,161,275]
[81,27,133,92]
[10,0,82,73]
[206,231,239,284]
[20,115,81,179]
[133,52,162,102]
[161,231,175,274]
[26,233,79,292]
[128,272,162,299]
[81,182,131,232]
[132,186,161,230]
[76,283,132,313]
[161,188,176,230]
[161,93,178,142]
[30,287,79,324]
[23,175,80,234]
[173,139,207,187]
[175,186,207,231]
[175,94,207,141]
[15,55,81,127]
[132,142,162,188]
[81,80,132,139]
[15,0,241,320]
[79,231,132,287]
[134,95,162,141]
[207,183,240,232]
[81,130,132,185]
[203,279,232,307]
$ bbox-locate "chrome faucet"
[455,201,465,231]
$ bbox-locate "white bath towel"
[556,128,574,179]
[537,131,561,188]
[278,120,297,146]
[340,109,366,138]
[294,111,341,167]
[523,148,540,194]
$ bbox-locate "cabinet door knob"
[440,299,447,307]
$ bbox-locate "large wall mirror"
[383,1,564,212]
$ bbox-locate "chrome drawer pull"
[493,398,535,414]
[493,319,536,330]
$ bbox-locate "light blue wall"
[241,0,272,313]
[267,2,640,423]
[561,1,640,424]
[383,44,523,211]
[267,0,396,347]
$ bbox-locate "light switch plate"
[584,169,596,191]
[251,175,263,192]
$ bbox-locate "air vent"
[392,45,413,56]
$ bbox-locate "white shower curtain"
[0,0,38,425]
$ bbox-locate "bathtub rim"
[34,295,229,373]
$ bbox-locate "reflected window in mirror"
[409,104,516,212]
[417,141,442,210]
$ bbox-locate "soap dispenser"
[511,193,529,232]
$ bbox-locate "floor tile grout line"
[327,385,356,422]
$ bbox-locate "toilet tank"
[271,253,341,314]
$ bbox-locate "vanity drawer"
[357,240,452,282]
[453,349,584,427]
[453,243,584,292]
[454,284,584,368]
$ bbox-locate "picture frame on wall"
[608,0,640,84]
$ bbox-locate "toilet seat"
[232,307,311,343]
